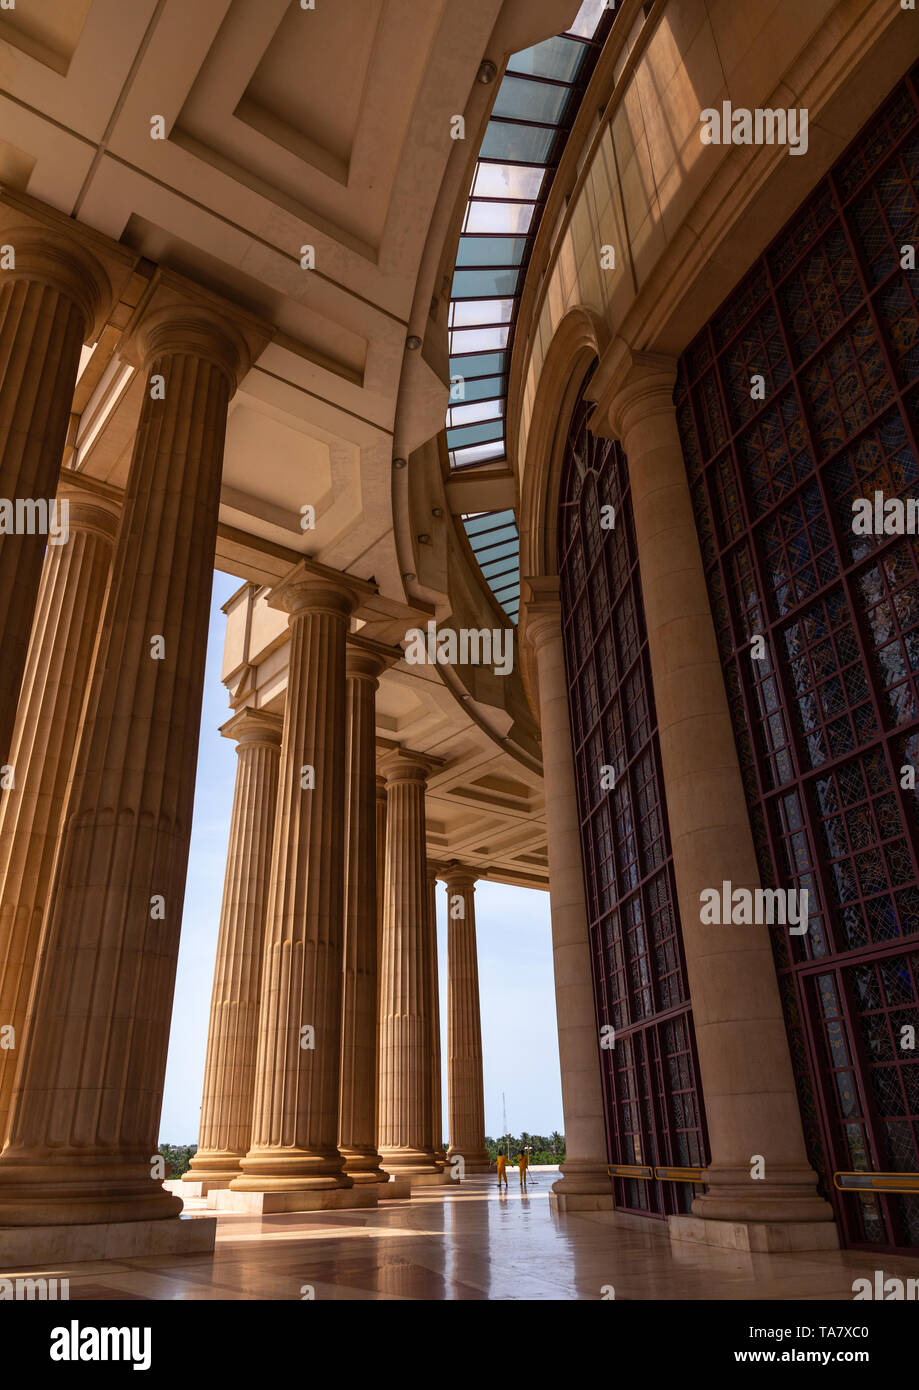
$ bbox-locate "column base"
[549,1159,613,1212]
[380,1148,443,1177]
[669,1213,840,1253]
[446,1147,491,1174]
[340,1147,387,1184]
[183,1152,242,1189]
[409,1170,460,1188]
[168,1178,230,1197]
[231,1149,352,1192]
[208,1187,378,1214]
[0,1215,215,1267]
[377,1176,412,1199]
[0,1158,183,1226]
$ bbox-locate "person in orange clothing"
[517,1149,529,1190]
[494,1149,508,1190]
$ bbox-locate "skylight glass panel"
[450,441,505,468]
[448,352,505,380]
[455,235,528,267]
[464,509,515,535]
[567,0,608,39]
[465,200,535,235]
[472,163,546,201]
[451,267,520,300]
[449,298,514,327]
[447,399,504,428]
[451,374,504,403]
[479,121,555,165]
[449,325,509,354]
[507,36,586,83]
[446,420,504,451]
[492,76,569,126]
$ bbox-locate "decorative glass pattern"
[676,65,919,1252]
[560,388,708,1218]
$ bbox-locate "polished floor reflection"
[5,1173,919,1300]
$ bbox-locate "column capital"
[442,861,477,890]
[0,189,138,339]
[376,773,388,801]
[598,344,678,443]
[121,268,272,390]
[219,707,283,750]
[56,471,121,543]
[521,575,562,654]
[378,745,444,785]
[268,557,377,622]
[345,633,401,683]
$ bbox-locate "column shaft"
[0,480,118,1148]
[526,590,612,1207]
[185,710,281,1186]
[427,866,445,1164]
[0,279,91,767]
[377,753,440,1173]
[606,353,834,1235]
[445,868,489,1172]
[234,565,371,1191]
[338,646,387,1183]
[0,303,252,1226]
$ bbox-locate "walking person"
[517,1148,529,1191]
[494,1148,508,1191]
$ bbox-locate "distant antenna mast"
[502,1091,508,1162]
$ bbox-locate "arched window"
[558,382,708,1217]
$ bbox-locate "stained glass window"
[676,65,919,1251]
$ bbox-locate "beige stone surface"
[0,477,119,1148]
[233,561,374,1194]
[443,865,489,1174]
[185,708,282,1187]
[377,749,442,1175]
[0,287,259,1229]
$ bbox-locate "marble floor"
[5,1173,919,1300]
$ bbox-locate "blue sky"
[160,572,564,1144]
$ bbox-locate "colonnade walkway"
[10,1174,919,1300]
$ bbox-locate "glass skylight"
[447,0,615,631]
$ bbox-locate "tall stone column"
[233,560,374,1195]
[0,278,265,1234]
[603,347,835,1248]
[0,212,127,769]
[0,474,120,1149]
[184,709,282,1189]
[377,748,444,1177]
[427,863,446,1165]
[523,582,612,1211]
[374,773,386,1146]
[444,864,489,1172]
[338,640,395,1184]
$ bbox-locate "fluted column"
[0,284,263,1227]
[444,864,489,1172]
[374,773,386,1149]
[603,348,835,1243]
[0,475,120,1149]
[184,709,282,1187]
[0,222,116,769]
[427,863,446,1165]
[377,748,442,1174]
[0,472,118,1145]
[338,641,394,1184]
[524,583,613,1209]
[233,560,374,1192]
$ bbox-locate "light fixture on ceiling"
[402,571,416,582]
[406,335,422,350]
[417,533,431,545]
[431,506,444,518]
[393,457,407,468]
[477,59,497,84]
